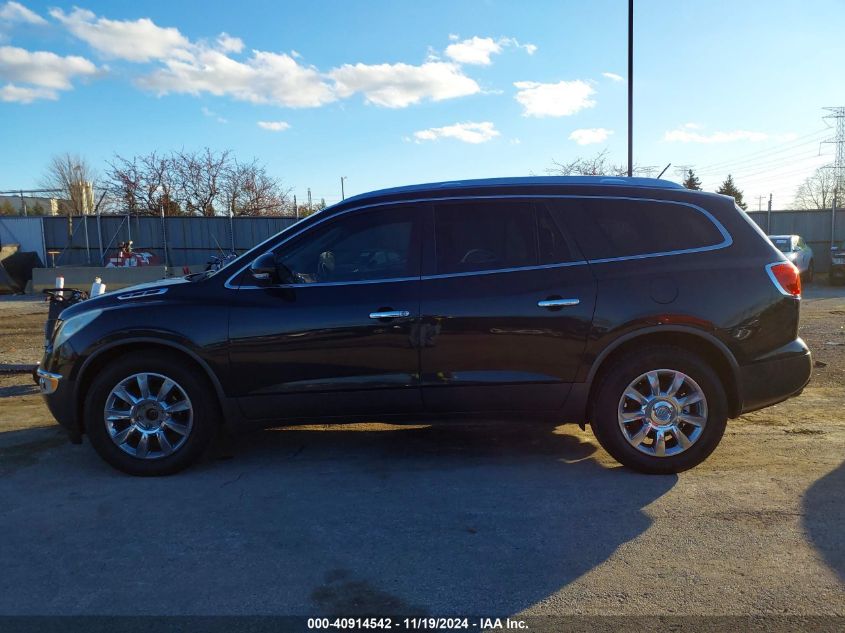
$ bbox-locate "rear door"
[418,198,596,413]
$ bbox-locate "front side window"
[434,201,536,274]
[275,207,418,283]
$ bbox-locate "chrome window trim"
[224,194,732,290]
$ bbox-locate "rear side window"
[434,201,536,273]
[536,205,581,264]
[557,198,726,260]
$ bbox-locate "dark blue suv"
[38,176,812,475]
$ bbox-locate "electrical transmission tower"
[822,107,845,193]
[822,107,845,246]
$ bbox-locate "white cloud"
[46,8,493,110]
[257,120,290,132]
[50,8,189,62]
[514,79,596,117]
[569,127,613,145]
[444,35,536,65]
[413,121,499,144]
[663,125,793,143]
[201,106,227,123]
[139,49,336,108]
[602,71,623,82]
[216,32,243,53]
[0,45,98,102]
[0,83,55,102]
[329,61,479,108]
[0,1,45,25]
[444,36,503,65]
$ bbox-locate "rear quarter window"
[554,198,726,261]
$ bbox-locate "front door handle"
[538,298,580,308]
[369,310,411,319]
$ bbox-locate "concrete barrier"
[31,266,169,293]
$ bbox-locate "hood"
[59,275,192,320]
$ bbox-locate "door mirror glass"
[250,253,280,283]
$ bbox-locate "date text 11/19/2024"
[306,617,528,630]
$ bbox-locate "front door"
[419,199,596,413]
[227,205,424,421]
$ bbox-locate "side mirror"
[249,253,279,283]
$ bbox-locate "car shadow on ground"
[803,459,844,583]
[0,422,676,616]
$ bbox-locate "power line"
[695,128,827,172]
[695,137,828,177]
[696,149,825,179]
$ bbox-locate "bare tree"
[105,148,290,216]
[793,168,837,210]
[106,152,182,216]
[223,159,291,216]
[42,153,97,215]
[174,148,230,216]
[546,149,642,177]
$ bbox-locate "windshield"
[770,237,792,253]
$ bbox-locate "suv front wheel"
[84,352,219,476]
[590,346,728,474]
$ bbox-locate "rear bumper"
[738,338,812,414]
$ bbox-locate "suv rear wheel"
[84,352,219,476]
[590,345,728,474]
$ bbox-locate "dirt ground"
[0,284,842,623]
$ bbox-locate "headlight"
[53,310,102,348]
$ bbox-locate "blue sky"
[2,0,844,209]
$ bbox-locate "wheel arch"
[74,338,230,435]
[585,326,742,420]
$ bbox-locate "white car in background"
[768,235,815,282]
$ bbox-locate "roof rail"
[342,176,685,204]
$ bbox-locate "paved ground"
[0,286,842,621]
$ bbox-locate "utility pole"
[340,176,347,200]
[757,195,763,212]
[767,193,773,234]
[822,107,845,250]
[293,194,298,220]
[627,0,634,178]
[307,188,312,213]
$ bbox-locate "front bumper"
[37,364,82,443]
[36,368,62,395]
[738,338,812,414]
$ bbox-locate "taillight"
[766,262,801,297]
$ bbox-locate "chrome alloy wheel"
[103,372,193,459]
[617,369,708,458]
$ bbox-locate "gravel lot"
[0,285,842,622]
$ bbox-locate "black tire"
[84,351,219,476]
[805,260,814,284]
[590,345,728,474]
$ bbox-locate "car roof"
[340,176,685,206]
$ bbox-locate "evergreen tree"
[682,168,702,190]
[716,174,747,210]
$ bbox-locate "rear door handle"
[369,310,411,319]
[538,298,580,308]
